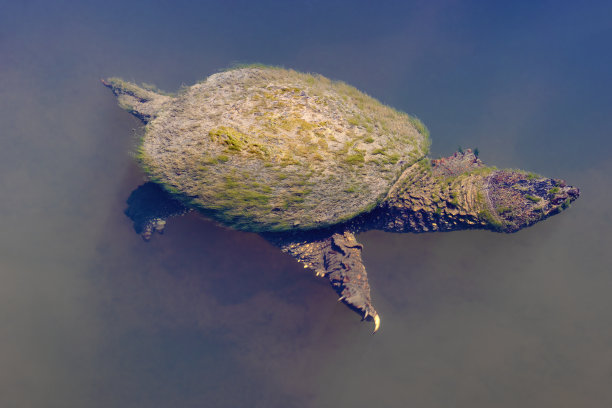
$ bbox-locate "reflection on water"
[1,1,612,407]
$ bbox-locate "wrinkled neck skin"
[350,150,579,234]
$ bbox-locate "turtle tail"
[102,78,172,123]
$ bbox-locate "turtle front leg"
[272,230,380,333]
[125,182,190,240]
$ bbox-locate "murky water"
[2,1,612,407]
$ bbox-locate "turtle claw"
[372,314,381,334]
[141,218,167,240]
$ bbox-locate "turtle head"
[481,170,580,232]
[381,151,578,234]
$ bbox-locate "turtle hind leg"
[270,230,381,333]
[125,182,190,240]
[326,232,380,332]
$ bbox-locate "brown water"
[1,1,612,407]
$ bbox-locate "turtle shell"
[137,67,430,232]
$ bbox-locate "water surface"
[1,1,612,407]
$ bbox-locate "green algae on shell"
[120,67,430,232]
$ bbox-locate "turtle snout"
[543,180,579,217]
[549,180,580,205]
[566,186,580,200]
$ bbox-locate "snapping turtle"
[103,66,579,332]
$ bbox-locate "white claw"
[372,314,381,334]
[364,311,369,320]
[338,296,345,302]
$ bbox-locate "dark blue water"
[2,1,612,407]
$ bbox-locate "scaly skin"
[355,151,491,233]
[266,230,380,332]
[370,150,579,234]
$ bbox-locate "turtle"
[103,66,579,333]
